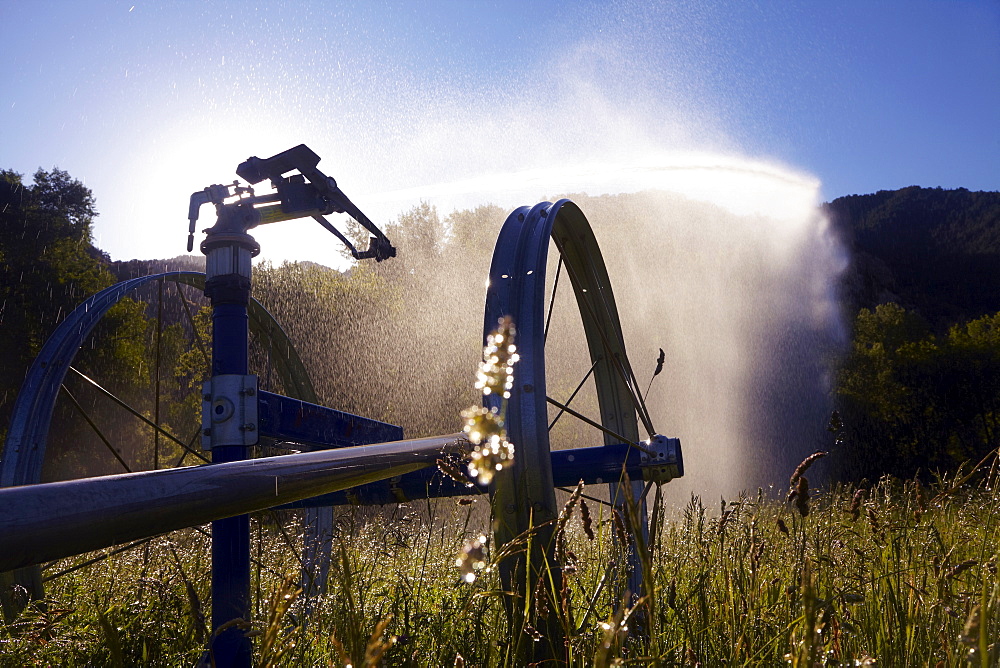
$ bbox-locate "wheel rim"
[484,199,653,628]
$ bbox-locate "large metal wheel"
[0,271,318,612]
[484,200,656,653]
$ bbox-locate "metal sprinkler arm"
[186,144,397,261]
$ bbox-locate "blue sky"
[1,1,998,264]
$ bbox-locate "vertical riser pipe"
[204,235,255,667]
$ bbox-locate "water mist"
[358,162,847,501]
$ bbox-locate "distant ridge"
[825,186,1000,328]
[110,255,206,281]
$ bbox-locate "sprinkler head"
[236,144,321,185]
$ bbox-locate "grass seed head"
[556,480,584,536]
[866,506,882,539]
[462,317,520,484]
[612,509,630,548]
[461,407,514,484]
[533,576,550,618]
[580,498,595,540]
[437,457,474,488]
[848,488,865,522]
[790,451,827,486]
[460,405,503,446]
[793,476,811,517]
[946,559,978,580]
[475,316,520,399]
[466,434,514,485]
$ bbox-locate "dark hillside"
[826,186,1000,328]
[111,255,206,280]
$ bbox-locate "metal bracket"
[639,434,684,484]
[201,375,259,449]
[389,476,408,503]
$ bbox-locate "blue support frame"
[257,391,403,447]
[202,241,406,665]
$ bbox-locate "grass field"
[2,450,998,667]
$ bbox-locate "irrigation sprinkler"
[0,145,684,666]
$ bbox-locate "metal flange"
[640,434,684,484]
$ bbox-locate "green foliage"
[0,169,112,368]
[169,304,212,434]
[836,303,1000,480]
[0,169,155,454]
[829,186,1000,481]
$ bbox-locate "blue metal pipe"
[208,307,250,664]
[211,303,249,377]
[205,251,255,667]
[277,443,643,508]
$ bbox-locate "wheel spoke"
[589,277,657,435]
[545,396,653,455]
[59,384,132,473]
[556,486,615,507]
[261,317,276,392]
[69,366,210,464]
[267,509,304,569]
[174,426,204,468]
[43,535,155,582]
[548,357,601,431]
[560,259,656,437]
[175,280,210,367]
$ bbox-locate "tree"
[836,303,1000,480]
[1,170,109,422]
[0,168,154,477]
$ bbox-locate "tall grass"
[3,455,998,666]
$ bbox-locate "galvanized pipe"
[0,433,465,573]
